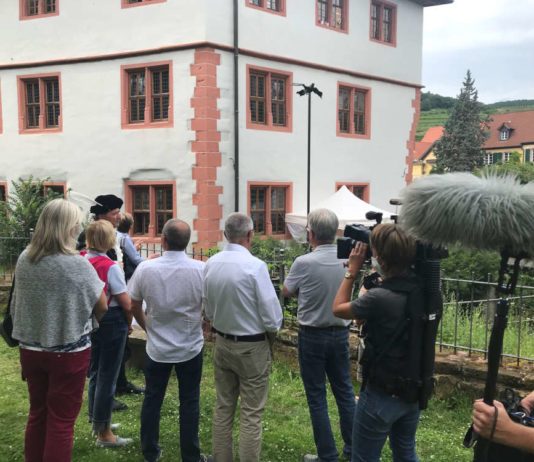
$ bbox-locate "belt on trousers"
[299,324,349,332]
[213,328,266,342]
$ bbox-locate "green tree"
[433,71,489,173]
[0,176,62,237]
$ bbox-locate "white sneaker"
[303,455,320,462]
[95,436,133,448]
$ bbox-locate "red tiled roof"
[484,111,534,149]
[415,141,433,160]
[421,125,444,143]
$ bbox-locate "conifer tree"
[433,70,489,173]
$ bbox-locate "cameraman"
[332,223,420,462]
[472,392,534,454]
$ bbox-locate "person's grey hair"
[308,208,339,243]
[225,212,253,242]
[162,219,190,251]
[27,199,82,263]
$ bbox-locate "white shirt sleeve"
[202,264,213,321]
[127,264,143,301]
[254,262,283,332]
[283,257,305,294]
[107,264,127,295]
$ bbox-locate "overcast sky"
[422,0,534,104]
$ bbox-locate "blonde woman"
[12,199,107,462]
[85,220,133,448]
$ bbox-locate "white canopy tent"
[285,186,394,243]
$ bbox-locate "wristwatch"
[344,271,355,280]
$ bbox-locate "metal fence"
[4,237,534,364]
[0,236,30,280]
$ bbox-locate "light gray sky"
[422,0,534,104]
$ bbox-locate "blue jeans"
[88,307,128,433]
[141,350,203,462]
[352,386,420,462]
[298,327,356,461]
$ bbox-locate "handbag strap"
[6,276,15,316]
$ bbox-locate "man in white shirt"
[283,209,355,462]
[204,212,283,462]
[129,219,209,462]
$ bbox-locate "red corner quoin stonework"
[190,48,223,249]
[404,88,421,185]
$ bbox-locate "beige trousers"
[212,336,272,462]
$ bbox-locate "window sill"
[121,120,174,130]
[316,22,348,34]
[337,131,370,140]
[246,121,292,133]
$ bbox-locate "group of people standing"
[11,193,424,462]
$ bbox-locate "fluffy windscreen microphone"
[399,173,534,256]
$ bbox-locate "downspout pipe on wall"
[233,0,240,212]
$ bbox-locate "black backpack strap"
[6,276,15,316]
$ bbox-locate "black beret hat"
[90,194,124,215]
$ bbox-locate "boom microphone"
[399,173,534,256]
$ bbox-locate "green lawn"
[0,341,475,461]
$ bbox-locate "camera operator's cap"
[90,194,124,215]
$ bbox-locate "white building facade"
[0,0,451,247]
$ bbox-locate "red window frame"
[370,1,397,46]
[336,182,370,202]
[124,181,177,239]
[19,0,59,20]
[246,65,292,132]
[17,73,62,134]
[0,182,7,202]
[248,182,292,237]
[42,181,66,198]
[121,61,173,129]
[245,0,286,16]
[121,0,166,8]
[336,82,371,139]
[316,0,349,33]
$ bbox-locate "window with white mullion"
[332,0,344,29]
[338,87,350,133]
[353,90,366,135]
[45,0,56,13]
[151,68,169,122]
[26,0,39,15]
[25,80,41,129]
[271,75,286,126]
[318,0,328,23]
[266,0,279,11]
[371,3,379,39]
[44,78,60,128]
[129,71,146,123]
[250,72,266,124]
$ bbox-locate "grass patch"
[0,341,475,461]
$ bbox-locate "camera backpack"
[362,274,441,410]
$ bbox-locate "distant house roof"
[414,141,433,161]
[421,125,444,143]
[484,111,534,149]
[414,125,444,161]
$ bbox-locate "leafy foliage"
[0,176,62,237]
[476,159,534,184]
[433,71,490,173]
[420,91,456,111]
[250,236,307,269]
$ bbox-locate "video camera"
[335,205,448,292]
[336,211,383,260]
